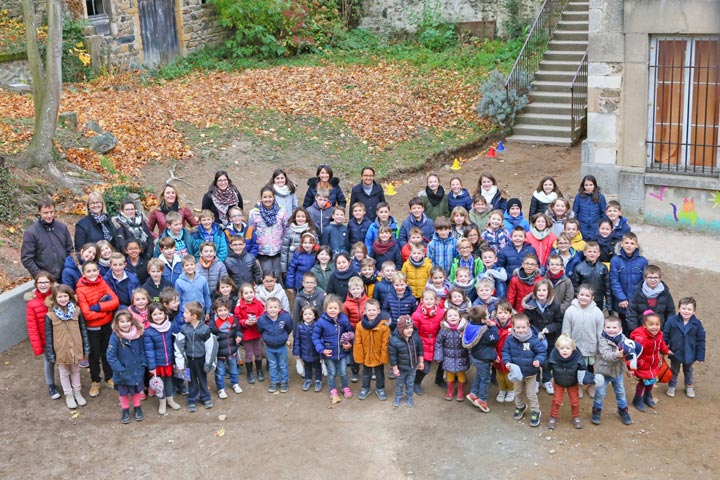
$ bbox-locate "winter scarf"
[258,200,280,227]
[91,213,113,242]
[530,227,552,240]
[533,190,558,205]
[546,269,565,285]
[149,319,171,333]
[98,257,111,270]
[159,200,179,214]
[641,281,665,299]
[211,187,239,224]
[409,256,426,268]
[373,238,396,255]
[54,302,77,321]
[361,314,384,330]
[119,325,142,340]
[274,184,292,197]
[425,186,445,207]
[516,267,540,286]
[481,186,498,206]
[511,328,532,343]
[116,212,149,246]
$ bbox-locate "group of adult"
[21,165,386,284]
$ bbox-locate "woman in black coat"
[349,166,386,220]
[74,191,120,251]
[302,164,347,209]
[201,170,243,225]
[112,198,154,260]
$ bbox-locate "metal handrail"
[505,0,570,98]
[569,48,588,143]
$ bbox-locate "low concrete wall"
[0,281,34,353]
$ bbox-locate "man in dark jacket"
[21,199,74,280]
[349,166,386,221]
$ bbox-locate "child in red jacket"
[630,311,670,412]
[25,271,58,399]
[235,282,266,384]
[507,253,542,313]
[411,289,445,395]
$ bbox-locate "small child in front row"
[463,306,499,412]
[313,295,354,403]
[546,334,595,430]
[630,311,670,412]
[175,301,214,412]
[434,307,470,401]
[144,303,182,415]
[503,314,547,427]
[353,299,390,401]
[663,297,706,399]
[106,310,146,424]
[257,297,293,394]
[209,298,243,399]
[235,283,266,384]
[493,301,514,403]
[388,315,424,408]
[592,316,633,426]
[293,305,323,392]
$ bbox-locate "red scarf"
[373,238,396,256]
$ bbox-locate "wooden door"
[139,0,179,68]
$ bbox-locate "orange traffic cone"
[450,159,462,170]
[384,183,397,196]
[486,147,497,158]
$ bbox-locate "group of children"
[26,170,706,429]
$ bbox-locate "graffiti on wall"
[645,186,720,231]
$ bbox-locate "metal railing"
[570,48,588,143]
[505,0,570,98]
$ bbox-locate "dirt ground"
[1,140,717,479]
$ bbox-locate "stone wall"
[359,0,543,38]
[181,1,230,53]
[0,59,31,88]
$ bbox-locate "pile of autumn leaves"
[0,64,483,177]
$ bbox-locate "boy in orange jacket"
[353,299,390,400]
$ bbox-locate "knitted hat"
[397,315,413,331]
[506,198,522,211]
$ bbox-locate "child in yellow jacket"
[353,299,390,400]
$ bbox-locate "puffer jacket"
[373,277,394,307]
[310,263,335,292]
[529,191,558,218]
[281,223,315,272]
[143,322,175,370]
[291,287,327,323]
[433,319,470,373]
[44,307,89,365]
[572,192,607,241]
[307,203,333,238]
[399,213,435,246]
[382,286,418,330]
[548,247,582,280]
[503,211,530,232]
[626,281,675,331]
[522,294,563,343]
[609,247,648,314]
[107,331,146,387]
[224,249,263,286]
[547,347,587,388]
[303,177,347,209]
[572,259,612,311]
[498,244,537,279]
[223,221,259,258]
[364,215,400,252]
[411,303,445,361]
[353,314,391,367]
[287,249,318,291]
[595,334,629,378]
[326,266,356,301]
[75,276,120,328]
[26,288,52,355]
[196,259,228,294]
[526,230,556,267]
[293,320,321,363]
[545,273,574,315]
[247,204,288,257]
[255,283,290,312]
[663,314,706,365]
[348,217,372,247]
[321,223,349,255]
[210,315,241,359]
[388,329,424,372]
[312,312,353,360]
[502,328,547,377]
[562,299,604,357]
[61,256,83,290]
[462,321,499,362]
[343,293,368,330]
[235,298,265,341]
[402,257,433,299]
[630,326,669,380]
[448,188,473,213]
[507,269,542,313]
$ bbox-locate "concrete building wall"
[582,0,720,232]
[0,282,34,353]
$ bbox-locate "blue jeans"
[325,356,348,391]
[395,370,416,400]
[265,346,289,385]
[669,359,694,387]
[471,358,492,401]
[593,374,627,409]
[43,353,56,386]
[214,356,239,390]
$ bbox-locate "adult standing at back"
[147,184,198,238]
[349,166,386,221]
[269,168,298,217]
[21,198,74,280]
[112,198,154,260]
[302,164,346,209]
[74,191,119,251]
[202,170,243,225]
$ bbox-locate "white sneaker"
[74,391,87,407]
[544,382,555,395]
[666,386,676,397]
[232,384,243,394]
[218,389,228,399]
[686,386,695,398]
[504,391,515,403]
[496,390,506,403]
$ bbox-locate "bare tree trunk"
[20,0,63,169]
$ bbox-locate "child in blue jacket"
[609,232,647,333]
[144,303,181,415]
[503,314,547,428]
[312,295,353,403]
[106,310,146,424]
[257,297,293,394]
[293,305,323,392]
[663,297,706,399]
[572,175,607,241]
[286,233,319,292]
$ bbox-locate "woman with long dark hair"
[202,170,244,224]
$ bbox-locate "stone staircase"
[507,1,589,146]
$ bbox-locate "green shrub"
[504,0,530,39]
[477,70,528,127]
[0,157,18,224]
[102,184,153,216]
[415,0,458,51]
[38,15,94,82]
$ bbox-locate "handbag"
[657,357,672,383]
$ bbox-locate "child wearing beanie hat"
[388,315,424,407]
[503,198,530,232]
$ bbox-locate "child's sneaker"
[89,382,101,397]
[343,387,353,399]
[618,407,633,425]
[314,380,322,392]
[529,410,541,427]
[204,400,213,409]
[187,403,197,412]
[513,404,527,420]
[330,389,342,404]
[74,391,87,407]
[302,379,312,391]
[495,390,506,403]
[232,384,243,394]
[376,389,387,401]
[406,397,414,407]
[268,383,278,393]
[79,358,89,368]
[351,371,360,383]
[393,397,401,407]
[572,417,583,429]
[547,417,557,430]
[543,382,554,395]
[218,389,228,399]
[504,391,516,403]
[48,385,61,400]
[65,394,78,409]
[666,386,676,397]
[106,378,115,388]
[686,386,696,398]
[476,400,490,413]
[358,388,370,400]
[466,392,479,406]
[280,383,289,393]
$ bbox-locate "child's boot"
[246,362,256,384]
[632,395,647,412]
[591,407,602,425]
[65,394,78,409]
[643,391,657,408]
[456,382,466,402]
[444,381,455,401]
[74,390,87,407]
[618,407,633,425]
[255,360,265,382]
[166,396,181,410]
[158,398,167,415]
[121,409,130,424]
[134,406,144,422]
[330,389,342,404]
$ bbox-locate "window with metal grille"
[647,37,719,175]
